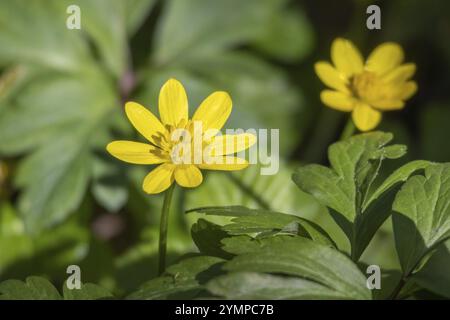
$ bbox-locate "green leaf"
[63,282,113,300]
[0,71,117,232]
[393,163,450,275]
[190,206,336,247]
[66,0,129,77]
[0,1,92,71]
[207,272,345,300]
[221,235,296,256]
[191,219,233,259]
[292,132,427,260]
[0,276,113,300]
[364,160,431,207]
[413,240,450,298]
[252,8,314,62]
[353,160,431,260]
[0,73,107,154]
[372,270,403,300]
[293,132,402,224]
[124,0,158,35]
[153,0,277,65]
[59,0,156,77]
[14,134,91,232]
[126,256,224,300]
[223,237,371,300]
[0,276,61,300]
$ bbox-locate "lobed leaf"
[223,237,371,300]
[293,132,428,260]
[393,163,450,275]
[0,276,61,300]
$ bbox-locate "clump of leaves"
[2,132,450,299]
[118,133,450,300]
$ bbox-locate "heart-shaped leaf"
[393,163,450,275]
[293,132,429,260]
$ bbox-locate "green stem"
[158,183,176,275]
[350,232,358,262]
[340,117,356,140]
[389,277,407,300]
[389,248,433,299]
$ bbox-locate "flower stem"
[158,183,176,275]
[389,277,407,300]
[340,117,356,140]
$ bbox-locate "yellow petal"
[371,100,404,111]
[352,103,382,131]
[366,42,404,75]
[207,133,257,156]
[383,63,416,84]
[125,102,167,147]
[397,81,417,100]
[174,164,203,188]
[198,157,249,171]
[158,78,188,127]
[314,62,349,93]
[106,141,168,164]
[320,90,354,112]
[142,163,175,194]
[331,38,364,77]
[192,91,232,131]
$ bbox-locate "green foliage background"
[0,0,449,299]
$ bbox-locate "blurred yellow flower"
[315,38,417,131]
[107,78,256,194]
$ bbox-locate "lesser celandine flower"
[315,38,417,131]
[106,78,256,274]
[107,78,256,194]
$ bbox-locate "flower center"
[350,71,381,101]
[165,120,206,165]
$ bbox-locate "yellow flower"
[107,78,256,194]
[315,38,417,131]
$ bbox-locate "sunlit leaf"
[224,237,371,299]
[190,206,335,247]
[207,272,344,300]
[393,163,450,275]
[293,132,428,260]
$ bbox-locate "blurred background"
[0,0,449,296]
